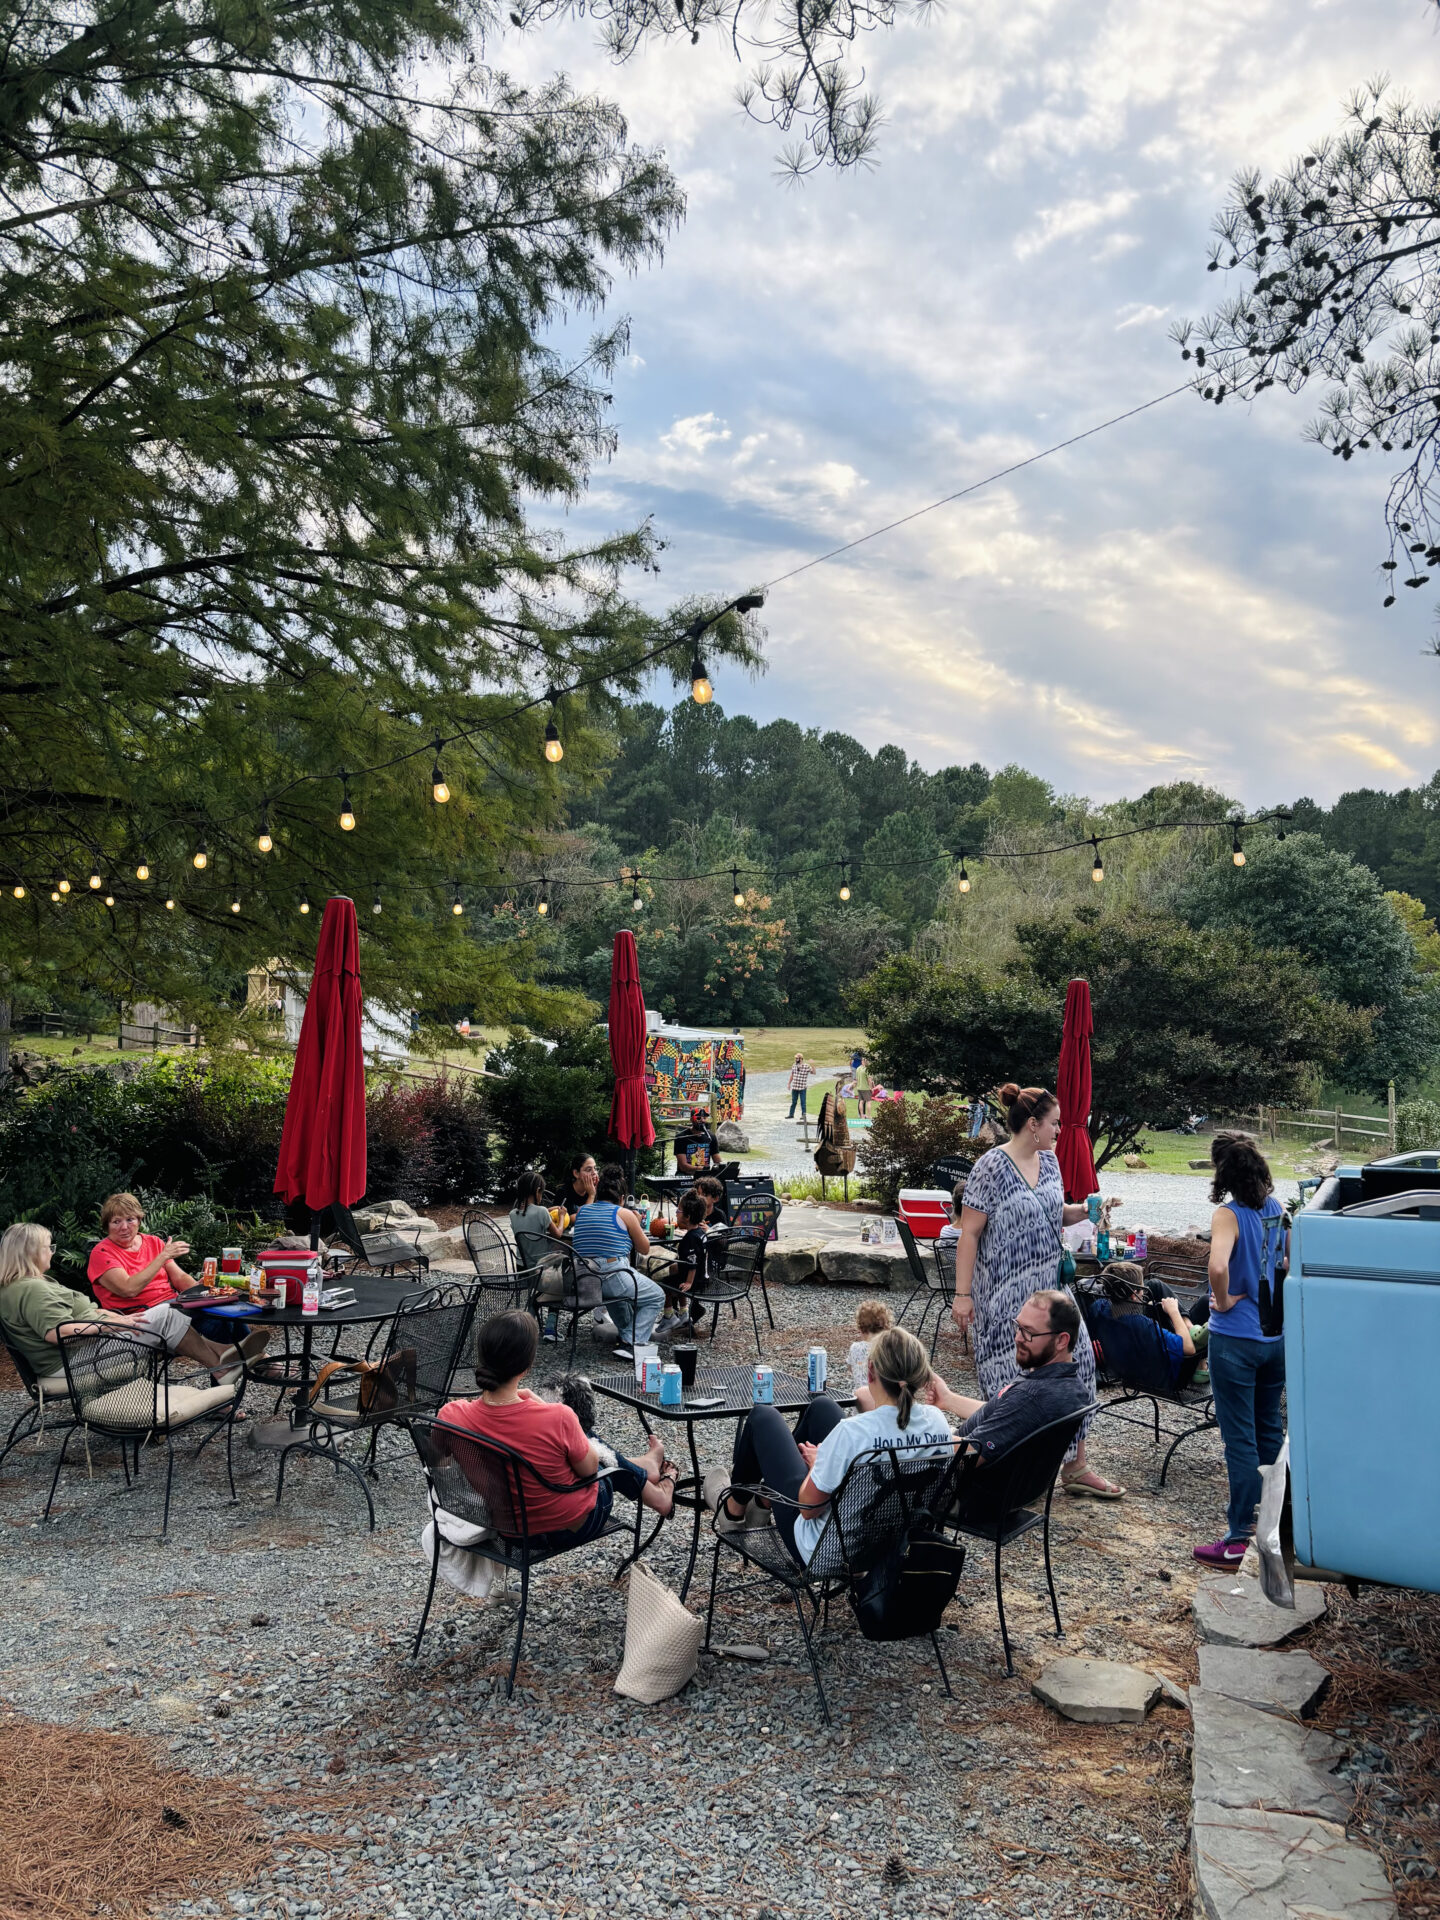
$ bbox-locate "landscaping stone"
[352,1199,420,1229]
[765,1246,820,1286]
[716,1120,749,1152]
[1192,1573,1326,1647]
[1190,1690,1351,1822]
[1192,1802,1397,1920]
[1031,1657,1161,1724]
[1196,1645,1330,1719]
[815,1245,908,1290]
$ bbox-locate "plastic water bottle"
[1134,1227,1148,1260]
[301,1264,321,1317]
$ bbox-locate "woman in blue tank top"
[570,1164,666,1356]
[1197,1133,1287,1568]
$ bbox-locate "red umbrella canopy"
[1055,976,1098,1205]
[273,896,368,1211]
[607,929,655,1149]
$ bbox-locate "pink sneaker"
[1193,1538,1247,1567]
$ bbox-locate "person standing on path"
[854,1055,872,1117]
[949,1082,1122,1499]
[1194,1132,1287,1568]
[786,1052,816,1119]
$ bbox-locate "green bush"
[486,1027,617,1194]
[857,1094,977,1211]
[1396,1098,1440,1152]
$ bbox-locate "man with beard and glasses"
[923,1289,1090,1462]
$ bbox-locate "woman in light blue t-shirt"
[1197,1133,1287,1569]
[717,1326,952,1569]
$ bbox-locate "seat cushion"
[80,1378,238,1430]
[35,1373,72,1401]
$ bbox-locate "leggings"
[729,1395,845,1560]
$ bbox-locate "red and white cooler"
[898,1189,952,1240]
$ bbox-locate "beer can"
[642,1354,662,1395]
[807,1346,828,1393]
[659,1363,682,1407]
[752,1364,773,1405]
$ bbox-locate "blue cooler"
[1288,1154,1440,1591]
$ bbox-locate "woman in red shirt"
[441,1313,676,1550]
[88,1192,202,1314]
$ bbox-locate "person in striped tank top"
[571,1164,667,1358]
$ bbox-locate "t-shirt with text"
[794,1402,953,1565]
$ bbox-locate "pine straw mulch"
[1305,1582,1440,1916]
[0,1706,267,1920]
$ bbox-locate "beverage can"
[201,1256,218,1284]
[848,1340,870,1394]
[807,1345,828,1393]
[752,1364,773,1405]
[643,1354,662,1395]
[633,1343,657,1384]
[301,1265,321,1317]
[659,1363,682,1407]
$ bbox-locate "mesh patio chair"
[928,1155,972,1195]
[406,1414,645,1696]
[461,1210,544,1321]
[689,1236,764,1355]
[548,1249,647,1364]
[276,1280,479,1528]
[892,1220,955,1358]
[942,1404,1093,1677]
[325,1202,431,1280]
[1072,1281,1216,1485]
[0,1324,78,1474]
[727,1190,780,1330]
[49,1325,244,1536]
[703,1443,964,1723]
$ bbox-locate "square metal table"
[591,1362,855,1600]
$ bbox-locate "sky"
[501,0,1440,807]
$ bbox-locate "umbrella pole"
[621,1146,637,1197]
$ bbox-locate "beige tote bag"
[614,1561,704,1704]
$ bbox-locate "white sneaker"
[654,1312,688,1338]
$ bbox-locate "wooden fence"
[1240,1085,1397,1156]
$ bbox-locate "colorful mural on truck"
[644,1029,745,1123]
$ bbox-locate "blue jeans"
[787,1086,808,1118]
[1208,1332,1286,1543]
[596,1260,666,1347]
[524,1452,651,1555]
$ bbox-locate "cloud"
[1013,189,1141,259]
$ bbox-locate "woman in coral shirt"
[87,1191,202,1314]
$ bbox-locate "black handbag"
[848,1526,966,1642]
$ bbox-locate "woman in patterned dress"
[949,1082,1124,1498]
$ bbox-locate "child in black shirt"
[655,1190,710,1338]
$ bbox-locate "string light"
[1232,824,1246,868]
[372,891,383,915]
[298,890,311,914]
[104,890,115,907]
[338,775,356,832]
[732,866,745,909]
[12,884,24,899]
[689,652,713,704]
[192,841,208,871]
[958,851,971,894]
[164,893,176,910]
[838,860,851,902]
[230,892,241,913]
[135,858,150,881]
[631,873,644,912]
[431,741,450,804]
[1091,838,1104,884]
[451,884,464,916]
[257,810,273,853]
[57,876,70,894]
[88,865,102,890]
[536,876,550,917]
[49,882,61,902]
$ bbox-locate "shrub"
[486,1025,617,1192]
[403,1073,493,1203]
[1396,1098,1440,1152]
[363,1080,443,1207]
[857,1094,977,1211]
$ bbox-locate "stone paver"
[815,1245,910,1290]
[1193,1573,1326,1647]
[1190,1691,1351,1822]
[1196,1645,1330,1719]
[1192,1803,1397,1920]
[1031,1657,1161,1724]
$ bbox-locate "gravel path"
[0,1283,1237,1920]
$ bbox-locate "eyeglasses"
[1015,1322,1056,1343]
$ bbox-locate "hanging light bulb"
[135,858,150,881]
[632,872,644,913]
[451,884,464,916]
[338,775,355,832]
[431,740,450,804]
[57,876,70,894]
[50,882,62,902]
[838,861,851,902]
[230,892,241,913]
[1232,824,1246,867]
[690,653,713,704]
[88,865,102,890]
[536,876,550,918]
[732,866,745,909]
[543,717,564,764]
[958,855,971,894]
[372,891,383,915]
[298,890,311,915]
[1091,838,1104,884]
[192,841,208,871]
[12,884,24,899]
[104,891,115,907]
[257,809,273,854]
[164,893,176,911]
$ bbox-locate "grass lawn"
[736,1026,867,1072]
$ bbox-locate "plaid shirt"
[787,1062,816,1091]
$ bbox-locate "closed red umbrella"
[274,895,368,1214]
[607,929,655,1152]
[1055,977,1098,1204]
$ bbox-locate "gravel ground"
[0,1284,1271,1920]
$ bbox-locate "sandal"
[1061,1468,1126,1500]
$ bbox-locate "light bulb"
[432,774,450,804]
[50,887,61,902]
[633,891,643,912]
[136,861,149,881]
[452,898,464,916]
[298,892,310,915]
[257,812,273,852]
[1233,848,1246,867]
[690,654,713,704]
[959,875,970,894]
[839,883,851,901]
[12,884,24,899]
[734,889,746,909]
[339,781,355,832]
[230,896,241,913]
[165,895,176,910]
[537,897,549,917]
[1232,826,1246,867]
[104,892,115,907]
[58,877,70,894]
[192,845,207,870]
[732,867,745,909]
[543,720,564,763]
[372,894,383,915]
[88,870,102,890]
[1091,860,1104,884]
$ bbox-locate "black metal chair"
[0,1325,78,1474]
[276,1280,478,1528]
[1072,1282,1216,1485]
[461,1209,545,1322]
[727,1190,780,1330]
[49,1325,245,1536]
[942,1404,1093,1677]
[704,1443,963,1723]
[892,1219,955,1358]
[928,1155,972,1195]
[325,1202,431,1279]
[689,1237,764,1355]
[406,1414,644,1695]
[546,1248,649,1363]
